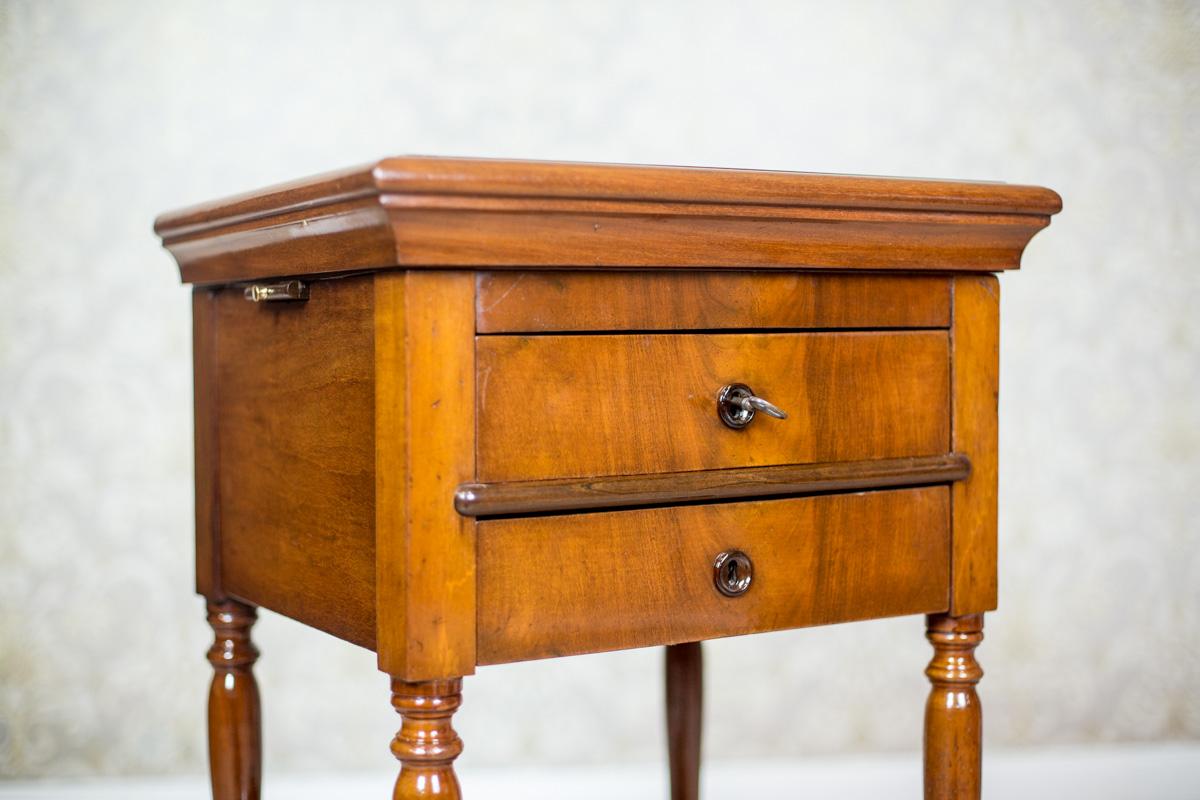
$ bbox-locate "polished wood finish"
[382,198,1048,272]
[949,276,1000,615]
[390,677,464,799]
[476,272,951,333]
[476,487,949,664]
[666,643,703,800]
[158,158,1062,230]
[924,614,984,800]
[477,331,950,482]
[374,271,478,680]
[155,157,1061,285]
[192,289,221,597]
[163,198,395,287]
[206,600,261,800]
[158,156,1059,799]
[456,453,969,517]
[212,276,377,648]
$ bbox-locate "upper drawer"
[476,331,949,482]
[477,271,951,333]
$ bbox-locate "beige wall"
[1,0,1197,779]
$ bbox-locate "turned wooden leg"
[924,613,984,800]
[391,678,464,799]
[206,599,262,800]
[665,642,703,800]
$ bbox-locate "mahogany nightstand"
[154,157,1060,800]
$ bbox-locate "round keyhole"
[713,550,753,597]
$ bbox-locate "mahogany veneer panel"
[477,486,950,664]
[212,276,377,648]
[476,331,951,482]
[192,289,220,598]
[476,271,951,333]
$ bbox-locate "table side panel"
[213,276,377,648]
[476,486,951,664]
[192,288,220,597]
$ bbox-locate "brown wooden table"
[155,157,1060,799]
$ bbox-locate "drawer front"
[477,271,951,333]
[477,486,950,664]
[476,331,949,482]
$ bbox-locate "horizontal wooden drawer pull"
[455,453,969,517]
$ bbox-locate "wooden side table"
[155,157,1060,799]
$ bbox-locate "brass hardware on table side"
[243,280,310,303]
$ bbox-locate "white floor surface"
[2,744,1198,799]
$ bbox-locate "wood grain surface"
[157,156,1062,232]
[155,157,1061,285]
[381,201,1049,273]
[192,288,221,599]
[476,331,950,482]
[389,678,465,799]
[476,271,951,333]
[476,486,950,664]
[213,276,377,648]
[206,599,262,800]
[374,271,477,680]
[949,276,1000,615]
[164,198,395,286]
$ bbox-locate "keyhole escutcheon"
[713,550,753,597]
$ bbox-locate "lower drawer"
[476,486,950,664]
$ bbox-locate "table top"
[154,156,1062,285]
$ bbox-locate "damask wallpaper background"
[1,0,1197,781]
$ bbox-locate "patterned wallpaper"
[1,0,1197,780]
